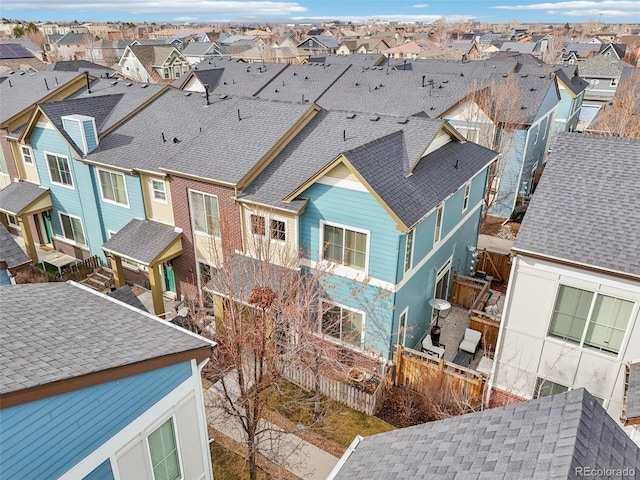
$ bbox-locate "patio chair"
[421,335,445,359]
[459,328,482,358]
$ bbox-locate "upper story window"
[98,169,129,206]
[0,147,8,175]
[46,153,73,188]
[151,179,167,203]
[147,417,181,480]
[190,190,220,237]
[433,204,444,244]
[20,145,33,164]
[250,214,287,242]
[270,219,286,241]
[404,230,413,273]
[322,222,368,272]
[548,285,634,355]
[462,182,471,212]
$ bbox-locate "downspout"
[325,435,363,480]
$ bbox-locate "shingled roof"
[330,388,640,479]
[513,132,640,278]
[0,282,213,396]
[102,218,182,265]
[0,223,30,269]
[0,181,50,216]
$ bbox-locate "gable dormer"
[61,114,98,155]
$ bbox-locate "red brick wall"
[0,130,19,181]
[488,387,528,408]
[169,175,242,300]
[53,238,92,261]
[123,266,149,288]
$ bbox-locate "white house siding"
[493,255,640,441]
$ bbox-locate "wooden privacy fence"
[278,361,387,416]
[392,345,484,406]
[450,273,491,310]
[469,310,501,354]
[477,250,512,283]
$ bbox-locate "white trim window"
[250,214,287,242]
[59,212,86,246]
[147,417,182,480]
[321,302,365,348]
[462,182,471,212]
[397,307,408,346]
[269,218,286,242]
[433,204,444,244]
[98,169,129,206]
[548,285,634,355]
[46,152,73,187]
[20,145,33,164]
[190,190,220,237]
[322,222,368,272]
[7,214,19,227]
[151,179,167,203]
[404,230,413,273]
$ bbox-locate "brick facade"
[488,387,528,408]
[169,175,242,301]
[0,132,19,181]
[52,238,92,261]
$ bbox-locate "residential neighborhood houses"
[1,18,640,479]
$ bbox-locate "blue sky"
[3,1,640,24]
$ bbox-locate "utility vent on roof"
[521,74,528,78]
[346,112,356,119]
[540,74,546,78]
[111,80,118,85]
[184,92,191,96]
[369,115,380,121]
[397,118,409,124]
[126,82,133,87]
[141,84,148,88]
[219,94,227,100]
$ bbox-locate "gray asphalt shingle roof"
[0,223,31,268]
[102,218,181,265]
[0,181,50,216]
[85,90,312,184]
[107,285,149,313]
[332,388,640,479]
[514,132,640,277]
[239,110,496,228]
[0,282,212,395]
[579,54,634,78]
[0,71,81,124]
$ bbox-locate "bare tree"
[588,71,640,138]
[542,34,568,64]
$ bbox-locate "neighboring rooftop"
[0,282,213,395]
[102,218,181,265]
[0,223,31,268]
[513,132,640,278]
[330,388,640,479]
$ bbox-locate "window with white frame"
[46,153,73,187]
[190,191,220,236]
[147,417,181,480]
[20,145,33,164]
[462,182,471,212]
[270,219,286,241]
[59,212,86,245]
[321,302,364,347]
[163,68,170,79]
[547,285,634,355]
[250,214,286,242]
[151,179,167,202]
[250,214,266,236]
[0,148,8,175]
[99,169,129,206]
[404,230,413,273]
[433,204,444,244]
[322,223,368,271]
[7,214,19,227]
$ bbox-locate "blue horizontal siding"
[0,361,192,480]
[82,120,99,154]
[62,117,85,153]
[300,183,400,283]
[83,459,114,480]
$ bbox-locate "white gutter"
[325,435,363,480]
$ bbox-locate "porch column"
[110,255,125,288]
[17,214,38,264]
[149,263,165,317]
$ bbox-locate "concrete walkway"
[203,374,339,480]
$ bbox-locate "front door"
[432,257,452,321]
[163,263,176,294]
[42,211,53,244]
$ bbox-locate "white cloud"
[4,1,307,16]
[174,16,200,21]
[295,14,473,23]
[493,0,640,11]
[549,7,640,14]
[413,4,429,8]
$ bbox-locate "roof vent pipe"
[237,109,241,121]
[422,75,425,88]
[85,70,91,94]
[44,78,49,91]
[162,133,166,142]
[204,84,210,105]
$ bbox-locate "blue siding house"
[0,281,215,480]
[239,110,498,358]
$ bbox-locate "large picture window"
[46,153,73,187]
[99,170,129,206]
[322,223,368,271]
[548,285,633,355]
[321,303,364,347]
[148,418,181,480]
[59,213,86,245]
[190,191,220,236]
